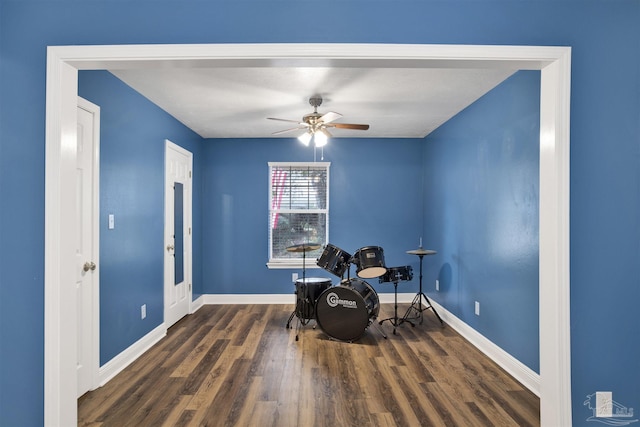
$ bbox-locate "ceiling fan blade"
[267,117,304,124]
[319,111,342,124]
[331,123,370,130]
[272,126,307,135]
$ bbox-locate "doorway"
[44,43,571,426]
[164,140,193,327]
[76,97,100,397]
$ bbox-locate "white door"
[76,98,100,397]
[164,140,192,327]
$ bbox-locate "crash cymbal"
[406,248,437,256]
[286,243,322,252]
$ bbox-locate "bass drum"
[315,279,380,342]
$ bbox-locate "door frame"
[164,139,193,327]
[76,96,101,395]
[45,43,571,426]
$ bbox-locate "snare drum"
[379,265,413,283]
[295,277,332,320]
[315,278,380,342]
[354,246,387,278]
[316,244,352,278]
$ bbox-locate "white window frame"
[267,161,330,269]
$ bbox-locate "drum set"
[286,243,416,341]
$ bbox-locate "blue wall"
[423,71,541,372]
[1,1,639,426]
[78,71,204,364]
[201,138,424,295]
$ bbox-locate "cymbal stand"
[378,273,404,335]
[346,259,388,339]
[402,253,443,325]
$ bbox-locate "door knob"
[166,244,174,251]
[83,262,96,272]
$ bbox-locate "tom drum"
[316,244,352,278]
[354,246,387,279]
[379,265,413,283]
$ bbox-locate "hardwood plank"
[370,356,422,426]
[158,395,193,427]
[180,339,230,394]
[162,325,213,377]
[183,344,244,413]
[167,325,222,376]
[127,377,185,426]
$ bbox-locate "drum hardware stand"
[402,248,444,326]
[378,272,406,335]
[372,321,388,339]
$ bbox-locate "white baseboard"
[428,299,540,396]
[98,293,539,398]
[98,323,166,386]
[191,294,205,312]
[199,292,415,305]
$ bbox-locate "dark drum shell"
[294,277,332,320]
[316,244,352,278]
[354,246,386,279]
[315,278,379,342]
[379,265,413,283]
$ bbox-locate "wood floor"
[78,303,539,427]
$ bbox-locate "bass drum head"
[315,281,373,342]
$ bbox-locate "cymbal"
[286,243,322,252]
[406,248,437,256]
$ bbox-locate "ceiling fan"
[267,96,369,146]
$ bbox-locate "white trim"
[429,300,540,396]
[266,262,324,269]
[539,49,572,427]
[191,295,205,313]
[45,49,79,427]
[268,162,330,267]
[199,292,415,305]
[76,96,101,393]
[164,139,194,326]
[98,324,166,387]
[268,161,331,167]
[45,43,571,426]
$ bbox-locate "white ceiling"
[111,66,516,139]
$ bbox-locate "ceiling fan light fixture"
[268,96,369,149]
[298,131,312,146]
[314,130,328,147]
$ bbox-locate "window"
[268,162,330,268]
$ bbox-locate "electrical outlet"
[475,301,480,316]
[292,273,298,282]
[595,392,613,417]
[435,279,439,291]
[141,304,146,319]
